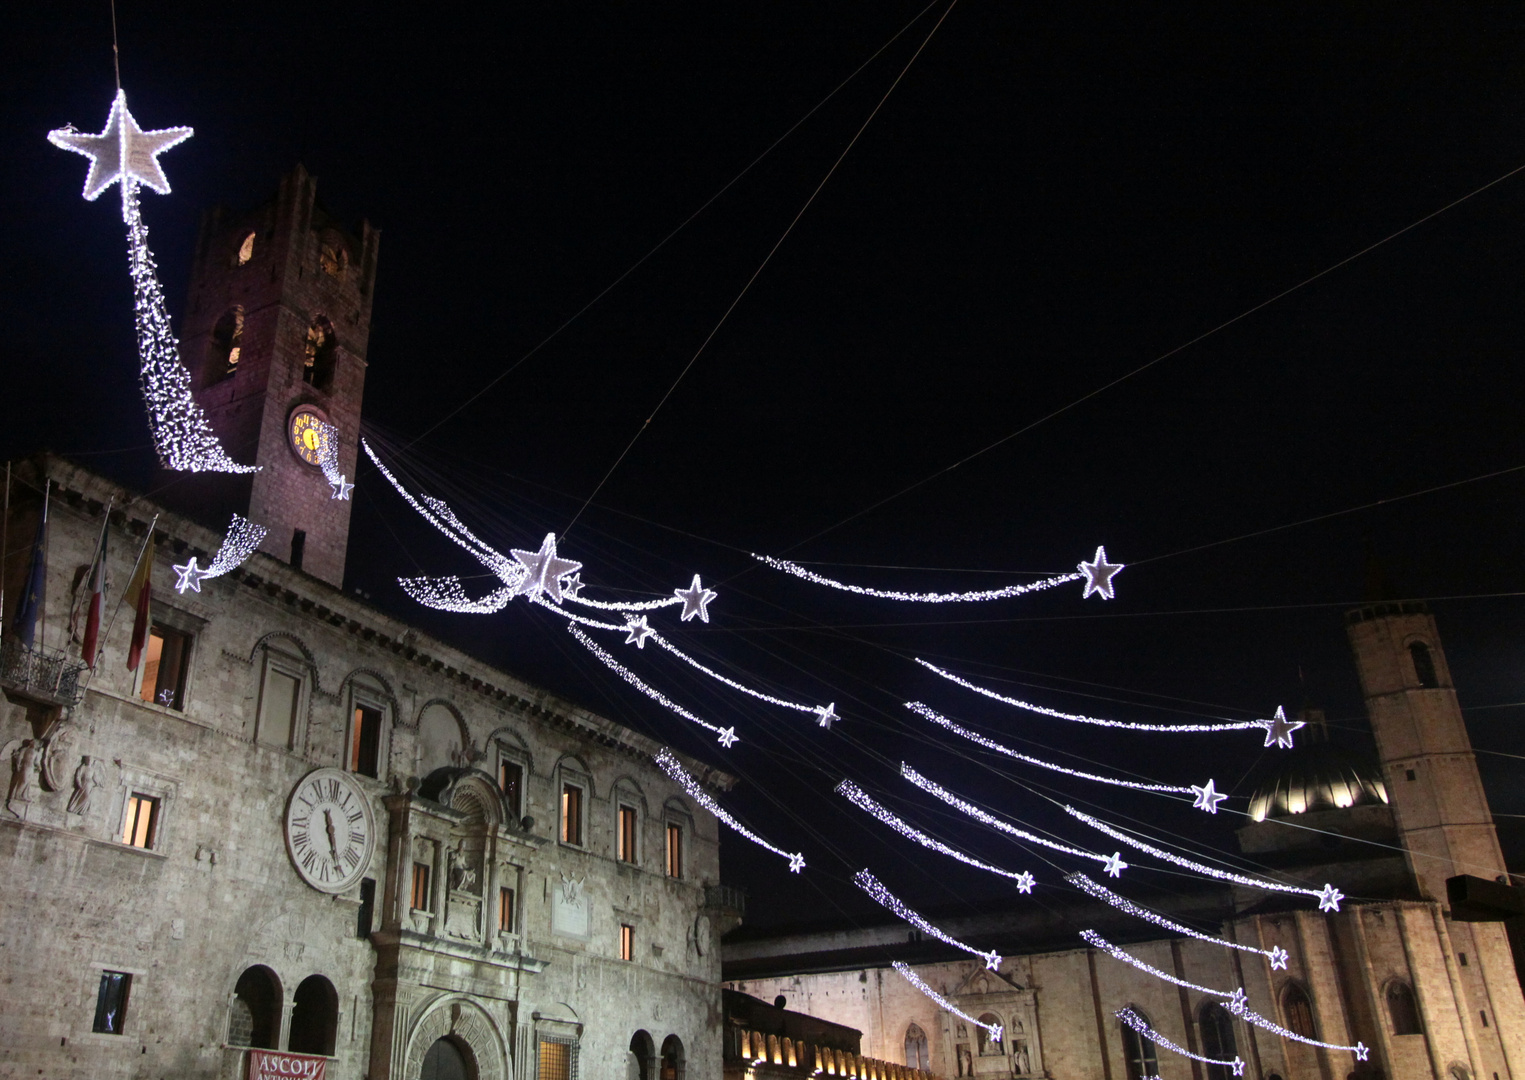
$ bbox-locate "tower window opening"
[236,231,255,265]
[206,307,244,384]
[319,239,348,278]
[1387,981,1422,1035]
[303,315,337,389]
[1410,641,1439,688]
[290,529,306,570]
[351,705,382,778]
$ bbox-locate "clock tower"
[174,164,380,588]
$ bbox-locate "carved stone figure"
[40,722,71,791]
[448,842,478,892]
[6,739,37,814]
[68,755,103,816]
[1015,1042,1030,1075]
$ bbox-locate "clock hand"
[323,809,340,862]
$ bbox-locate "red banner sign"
[247,1049,328,1080]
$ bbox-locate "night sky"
[5,2,1525,933]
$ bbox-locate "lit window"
[139,624,191,710]
[303,315,337,388]
[92,971,132,1034]
[539,1039,574,1080]
[618,805,638,863]
[411,862,431,910]
[257,664,301,749]
[237,232,255,265]
[499,886,515,933]
[350,705,382,778]
[121,793,159,849]
[561,783,583,845]
[620,923,634,961]
[666,822,683,878]
[499,759,523,819]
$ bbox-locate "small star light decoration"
[171,514,267,593]
[47,89,193,203]
[1316,883,1345,912]
[1015,871,1036,894]
[510,533,582,603]
[813,703,839,729]
[674,574,718,622]
[623,614,655,648]
[1079,546,1124,599]
[1103,852,1128,878]
[1191,779,1229,814]
[1261,706,1305,749]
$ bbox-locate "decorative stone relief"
[40,722,72,791]
[67,755,104,816]
[403,997,504,1080]
[4,738,38,815]
[552,872,589,938]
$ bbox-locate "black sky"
[4,2,1525,931]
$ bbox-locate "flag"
[80,516,109,671]
[11,488,48,649]
[124,529,154,672]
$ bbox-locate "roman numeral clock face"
[284,768,376,893]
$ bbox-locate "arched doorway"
[288,974,338,1056]
[630,1030,656,1080]
[228,965,281,1049]
[660,1034,685,1080]
[421,1036,473,1080]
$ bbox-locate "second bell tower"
[176,164,380,588]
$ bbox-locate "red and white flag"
[124,529,154,672]
[79,516,109,671]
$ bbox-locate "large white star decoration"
[561,572,584,599]
[328,475,353,500]
[788,852,806,873]
[1231,1058,1246,1077]
[717,727,739,748]
[814,702,839,729]
[624,614,655,649]
[1269,946,1289,970]
[989,1026,1004,1045]
[1261,706,1305,749]
[1079,545,1124,599]
[674,574,717,622]
[48,89,193,201]
[1015,871,1036,894]
[1228,988,1248,1014]
[1103,852,1128,878]
[172,557,209,594]
[1191,779,1228,814]
[1316,883,1344,912]
[1353,1043,1370,1063]
[510,533,582,604]
[983,950,1002,972]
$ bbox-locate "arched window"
[1450,1067,1471,1080]
[1387,980,1422,1035]
[421,1036,472,1080]
[660,1034,685,1080]
[1410,642,1439,688]
[1120,1007,1158,1080]
[288,974,338,1056]
[227,965,280,1049]
[1281,983,1317,1039]
[236,231,256,266]
[905,1024,929,1071]
[630,1030,656,1080]
[319,233,349,279]
[977,1014,1004,1056]
[206,307,244,384]
[303,315,337,389]
[1199,1002,1238,1080]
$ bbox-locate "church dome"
[1247,740,1388,822]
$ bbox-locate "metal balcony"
[0,639,87,708]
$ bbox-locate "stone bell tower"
[174,164,380,588]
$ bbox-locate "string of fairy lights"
[42,74,1386,1075]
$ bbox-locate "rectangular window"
[357,878,376,939]
[499,886,516,933]
[539,1038,574,1080]
[351,705,382,778]
[666,822,683,878]
[139,624,190,710]
[121,793,159,849]
[618,805,638,863]
[257,667,301,749]
[561,783,583,845]
[620,923,634,961]
[92,971,131,1034]
[411,862,431,910]
[499,759,523,819]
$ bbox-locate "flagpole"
[1,461,9,632]
[95,513,158,673]
[72,498,113,645]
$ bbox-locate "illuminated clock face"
[289,410,327,467]
[284,768,375,893]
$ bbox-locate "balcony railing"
[706,883,748,915]
[0,639,87,708]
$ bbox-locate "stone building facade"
[0,167,738,1080]
[725,605,1525,1080]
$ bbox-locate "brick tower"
[1347,600,1525,1075]
[175,165,379,588]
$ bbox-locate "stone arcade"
[0,168,738,1080]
